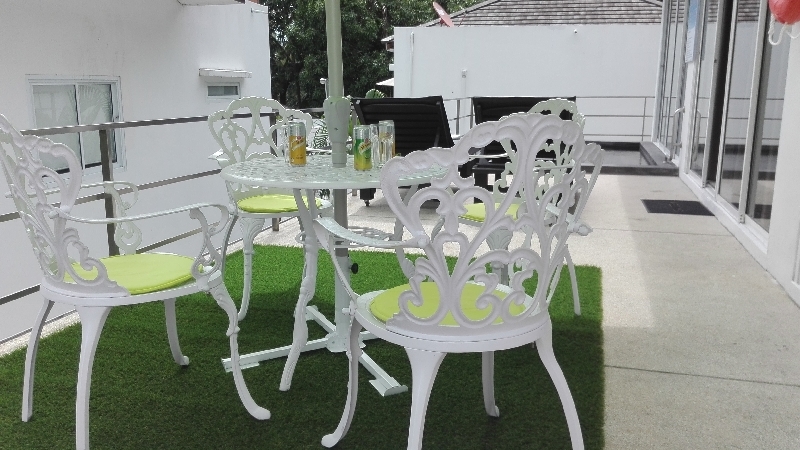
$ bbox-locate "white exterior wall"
[0,0,271,340]
[766,38,800,304]
[393,25,662,141]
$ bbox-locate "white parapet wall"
[0,0,271,340]
[392,24,662,142]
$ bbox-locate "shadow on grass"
[0,245,603,449]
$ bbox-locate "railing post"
[641,97,648,142]
[456,98,461,135]
[469,97,474,129]
[99,128,119,256]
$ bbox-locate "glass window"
[746,29,791,231]
[690,0,721,176]
[207,84,240,98]
[718,0,761,208]
[31,81,118,171]
[655,0,688,156]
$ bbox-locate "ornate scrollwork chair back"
[381,113,593,337]
[0,114,268,450]
[208,96,314,202]
[208,96,330,321]
[0,116,127,297]
[314,113,594,450]
[464,98,602,315]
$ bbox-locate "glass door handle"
[669,107,685,161]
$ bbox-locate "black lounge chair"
[351,96,463,205]
[470,96,577,190]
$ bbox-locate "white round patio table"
[220,154,444,190]
[219,154,445,396]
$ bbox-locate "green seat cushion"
[69,253,194,295]
[237,194,323,213]
[370,281,525,325]
[461,202,520,222]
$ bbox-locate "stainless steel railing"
[442,95,656,143]
[0,109,323,309]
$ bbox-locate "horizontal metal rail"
[19,112,276,136]
[0,169,221,224]
[443,95,656,142]
[1,107,323,308]
[0,286,39,307]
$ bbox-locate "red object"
[433,2,455,27]
[769,0,800,24]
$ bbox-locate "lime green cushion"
[237,194,323,213]
[369,281,525,325]
[69,253,194,295]
[461,202,520,222]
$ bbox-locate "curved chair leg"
[536,322,584,450]
[481,351,500,417]
[75,306,112,450]
[238,217,266,321]
[208,279,270,420]
[405,348,446,450]
[164,298,189,366]
[565,247,581,316]
[321,319,363,448]
[280,240,319,391]
[22,298,54,422]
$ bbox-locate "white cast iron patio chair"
[0,115,269,450]
[208,96,332,321]
[453,98,600,315]
[314,113,600,449]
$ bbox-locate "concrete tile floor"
[252,174,800,449]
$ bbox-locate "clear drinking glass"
[277,124,290,165]
[369,124,380,168]
[378,120,395,167]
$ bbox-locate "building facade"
[0,0,271,340]
[652,0,800,306]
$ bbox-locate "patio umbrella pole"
[323,0,351,352]
[323,0,348,170]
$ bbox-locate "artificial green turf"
[0,245,603,449]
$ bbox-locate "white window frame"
[27,75,125,174]
[206,82,241,101]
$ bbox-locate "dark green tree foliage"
[262,0,478,108]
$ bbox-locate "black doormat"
[642,199,713,216]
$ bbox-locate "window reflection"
[747,33,790,231]
[719,0,761,208]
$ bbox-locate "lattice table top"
[220,155,445,190]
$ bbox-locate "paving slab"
[605,366,800,449]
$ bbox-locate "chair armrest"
[59,203,231,288]
[469,153,509,160]
[313,217,425,313]
[57,202,229,225]
[544,203,592,236]
[313,217,422,250]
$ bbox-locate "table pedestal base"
[220,305,408,397]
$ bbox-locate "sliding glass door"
[687,0,790,234]
[717,0,762,209]
[655,0,689,158]
[745,27,790,230]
